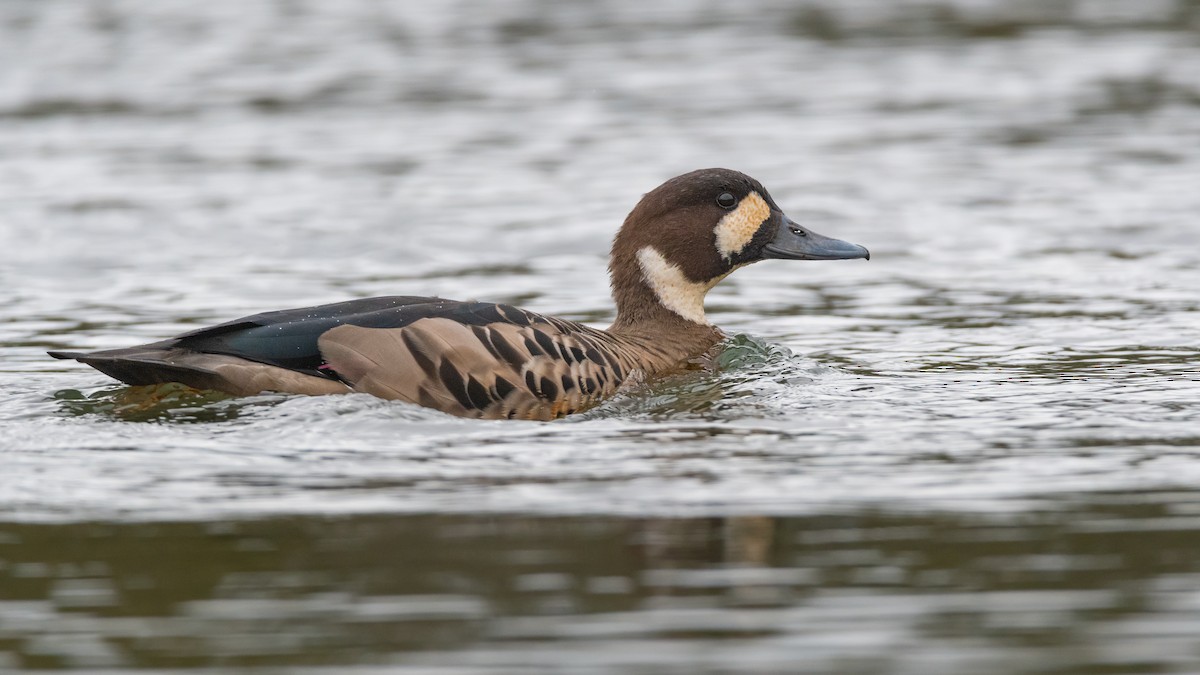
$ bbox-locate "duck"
[49,168,869,420]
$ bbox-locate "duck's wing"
[166,296,467,374]
[47,296,477,396]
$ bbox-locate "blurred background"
[3,0,1200,672]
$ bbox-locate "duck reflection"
[0,497,1194,670]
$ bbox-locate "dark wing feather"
[171,297,543,375]
[172,296,441,373]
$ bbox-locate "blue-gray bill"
[763,215,870,261]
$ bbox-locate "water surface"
[3,0,1200,672]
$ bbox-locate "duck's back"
[50,296,643,420]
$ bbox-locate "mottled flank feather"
[319,315,668,420]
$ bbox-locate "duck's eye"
[716,192,736,209]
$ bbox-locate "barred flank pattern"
[318,310,675,420]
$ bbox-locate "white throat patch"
[714,191,771,260]
[636,246,726,325]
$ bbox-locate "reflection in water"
[53,384,248,423]
[3,498,1200,672]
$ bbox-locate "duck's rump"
[49,295,630,419]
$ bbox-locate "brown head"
[608,168,869,331]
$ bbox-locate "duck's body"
[50,169,868,420]
[52,296,721,420]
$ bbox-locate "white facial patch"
[714,191,771,259]
[636,246,722,325]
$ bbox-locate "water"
[3,0,1200,671]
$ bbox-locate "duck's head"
[609,168,869,329]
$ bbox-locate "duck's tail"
[49,345,233,390]
[48,346,350,396]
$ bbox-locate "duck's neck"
[607,245,724,357]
